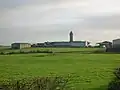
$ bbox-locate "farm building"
[44,41,89,47]
[32,31,90,48]
[11,43,31,49]
[106,39,120,52]
[113,39,120,48]
[96,41,112,48]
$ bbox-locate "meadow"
[0,47,120,90]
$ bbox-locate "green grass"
[0,48,119,90]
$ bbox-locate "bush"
[0,52,4,55]
[0,50,53,55]
[93,49,105,54]
[29,50,35,53]
[108,68,120,90]
[0,76,69,90]
[20,51,26,54]
[8,52,16,55]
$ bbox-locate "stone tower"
[69,31,73,42]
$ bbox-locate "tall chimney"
[69,31,73,42]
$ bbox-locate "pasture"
[0,47,120,90]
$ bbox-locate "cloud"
[74,14,120,30]
[0,27,70,45]
[0,0,28,9]
[0,0,120,45]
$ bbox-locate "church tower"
[69,31,73,42]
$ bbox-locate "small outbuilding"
[96,41,112,48]
[113,39,120,48]
[11,43,31,49]
[105,39,120,52]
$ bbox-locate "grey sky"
[0,0,120,45]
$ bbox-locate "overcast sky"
[0,0,120,45]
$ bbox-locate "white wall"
[71,42,86,47]
[52,42,70,46]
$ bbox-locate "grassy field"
[0,48,120,90]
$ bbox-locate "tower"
[69,31,73,42]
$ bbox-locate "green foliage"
[0,76,69,90]
[0,50,53,55]
[0,52,4,55]
[108,68,120,90]
[0,48,103,55]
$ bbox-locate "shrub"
[0,76,69,90]
[8,52,16,55]
[93,49,105,54]
[20,51,25,54]
[0,50,53,55]
[0,52,4,55]
[29,50,35,53]
[108,68,120,90]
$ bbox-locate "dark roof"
[45,41,88,44]
[50,42,69,44]
[72,41,87,43]
[102,41,112,44]
[97,41,112,44]
[113,39,120,41]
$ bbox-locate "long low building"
[45,41,89,47]
[33,41,90,47]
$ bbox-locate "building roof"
[12,43,31,44]
[102,41,109,43]
[45,41,88,44]
[72,41,87,43]
[50,42,69,43]
[113,39,120,41]
[97,41,112,45]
